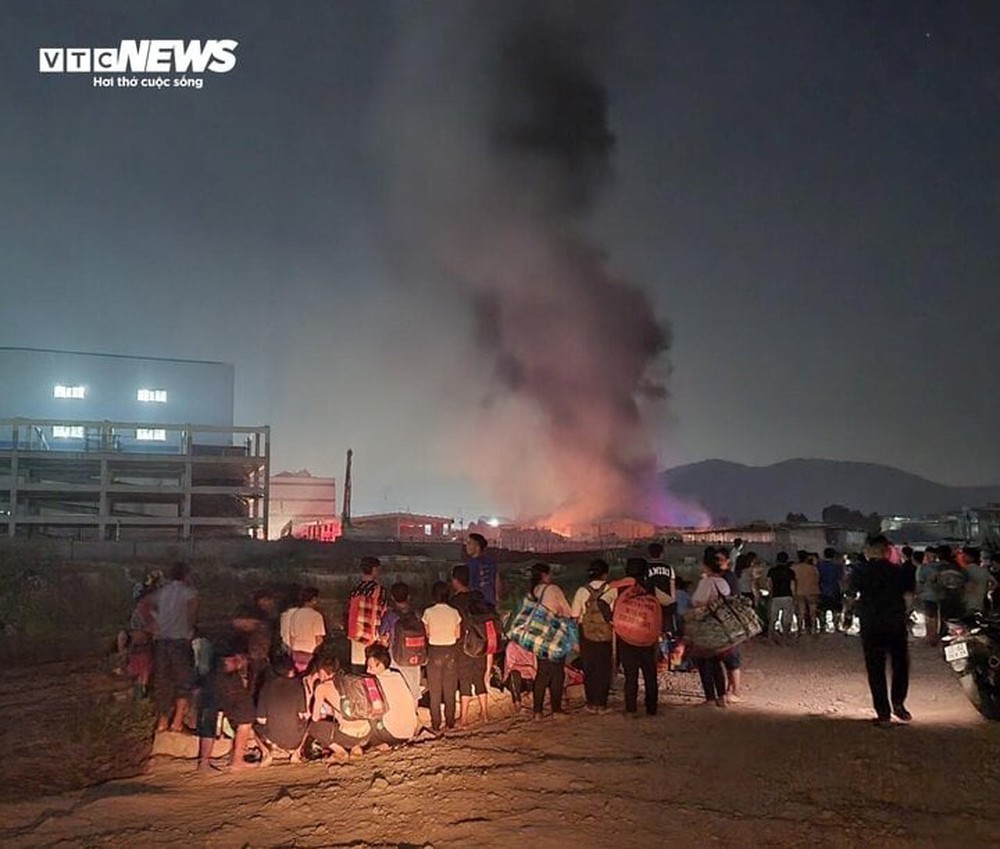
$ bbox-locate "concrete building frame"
[0,417,269,540]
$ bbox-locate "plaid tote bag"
[506,586,578,661]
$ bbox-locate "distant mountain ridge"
[662,459,1000,525]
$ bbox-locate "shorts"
[457,653,488,697]
[214,675,257,726]
[219,692,256,726]
[308,719,371,750]
[126,631,154,678]
[722,645,742,670]
[153,639,195,711]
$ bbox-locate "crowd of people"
[116,533,1000,770]
[117,535,683,772]
[721,540,998,644]
[704,536,998,724]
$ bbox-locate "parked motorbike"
[942,612,1000,720]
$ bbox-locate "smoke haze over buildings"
[376,2,706,527]
[5,3,999,519]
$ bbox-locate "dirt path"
[2,637,998,848]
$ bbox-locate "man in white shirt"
[421,580,462,731]
[152,562,199,733]
[281,587,326,672]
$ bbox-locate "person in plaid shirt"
[346,557,387,672]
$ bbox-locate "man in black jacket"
[850,535,916,727]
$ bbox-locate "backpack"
[937,566,968,602]
[391,609,428,667]
[613,584,663,647]
[579,582,614,643]
[462,595,503,658]
[335,671,387,720]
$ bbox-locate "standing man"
[449,564,490,725]
[421,581,462,732]
[466,533,501,689]
[916,547,941,644]
[466,533,501,607]
[571,559,617,713]
[850,535,915,727]
[900,547,919,634]
[792,551,821,637]
[152,562,199,733]
[962,546,993,616]
[767,553,797,644]
[646,542,677,635]
[346,557,387,673]
[816,548,844,633]
[378,581,423,702]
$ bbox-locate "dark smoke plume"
[375,3,705,529]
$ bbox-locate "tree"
[786,512,809,524]
[821,504,881,534]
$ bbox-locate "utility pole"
[341,448,353,531]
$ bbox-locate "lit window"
[136,428,167,441]
[53,425,84,438]
[54,385,86,399]
[137,388,167,403]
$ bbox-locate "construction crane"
[341,448,353,530]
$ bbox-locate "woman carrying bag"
[508,562,576,719]
[689,558,732,707]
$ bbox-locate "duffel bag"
[683,595,762,657]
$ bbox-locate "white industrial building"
[0,348,269,540]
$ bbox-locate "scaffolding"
[0,418,269,540]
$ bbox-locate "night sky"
[2,2,998,521]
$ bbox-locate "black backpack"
[391,609,428,667]
[462,595,503,658]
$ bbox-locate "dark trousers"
[664,603,679,635]
[533,658,565,714]
[862,628,909,719]
[697,655,727,701]
[508,670,530,704]
[426,644,458,730]
[939,599,965,636]
[580,637,613,708]
[619,640,658,715]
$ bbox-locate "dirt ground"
[2,635,998,849]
